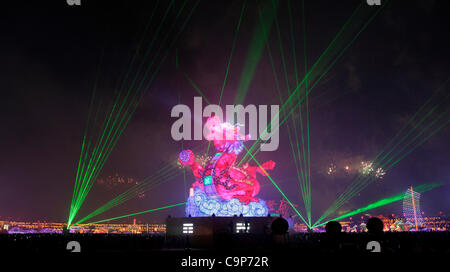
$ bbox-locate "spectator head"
[366,217,384,234]
[271,218,289,235]
[325,221,342,234]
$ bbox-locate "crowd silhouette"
[0,217,448,253]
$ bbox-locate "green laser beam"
[234,0,276,105]
[239,0,382,164]
[218,0,246,106]
[313,182,443,228]
[73,142,207,225]
[69,1,199,225]
[273,0,307,202]
[182,71,211,105]
[315,87,450,224]
[255,2,305,214]
[69,0,169,224]
[243,146,309,227]
[75,202,186,226]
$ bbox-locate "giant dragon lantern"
[179,116,275,217]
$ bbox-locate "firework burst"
[327,163,337,175]
[359,161,386,180]
[196,154,212,166]
[97,174,146,198]
[374,167,386,179]
[359,161,374,176]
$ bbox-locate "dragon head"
[205,116,249,154]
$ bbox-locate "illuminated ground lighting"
[236,222,250,233]
[403,186,425,230]
[312,182,441,228]
[182,223,194,234]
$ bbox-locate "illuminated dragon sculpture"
[179,116,275,217]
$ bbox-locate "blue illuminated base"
[186,187,269,217]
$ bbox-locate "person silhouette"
[366,217,383,234]
[365,217,384,252]
[325,221,342,234]
[324,221,343,252]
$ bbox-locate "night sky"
[1,0,449,224]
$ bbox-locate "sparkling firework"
[177,154,212,168]
[135,182,145,199]
[195,154,212,166]
[374,167,386,179]
[97,173,135,189]
[359,161,386,180]
[97,173,145,199]
[327,163,337,175]
[359,161,374,176]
